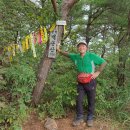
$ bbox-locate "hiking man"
[56,41,107,127]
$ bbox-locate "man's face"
[77,44,88,54]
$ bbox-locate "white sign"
[56,20,66,25]
[48,27,58,58]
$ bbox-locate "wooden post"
[48,26,58,58]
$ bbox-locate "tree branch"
[63,16,73,41]
[61,0,78,20]
[51,0,58,14]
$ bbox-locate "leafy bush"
[0,99,26,130]
[38,55,77,118]
[5,63,36,102]
[1,43,44,129]
[1,62,36,129]
[0,64,7,90]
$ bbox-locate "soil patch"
[22,112,124,130]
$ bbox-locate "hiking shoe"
[72,118,84,126]
[87,120,93,127]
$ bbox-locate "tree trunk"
[117,11,130,87]
[117,50,126,86]
[32,0,78,105]
[32,43,53,105]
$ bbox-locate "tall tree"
[32,0,78,105]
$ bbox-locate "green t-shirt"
[68,51,106,73]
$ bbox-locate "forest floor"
[22,111,126,130]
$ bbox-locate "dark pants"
[76,79,96,120]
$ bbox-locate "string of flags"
[4,26,48,61]
[3,20,67,61]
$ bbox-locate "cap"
[77,42,88,47]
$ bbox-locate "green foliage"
[0,65,7,89]
[48,100,65,118]
[1,49,39,129]
[93,54,130,127]
[12,44,45,70]
[0,0,56,47]
[0,104,17,129]
[5,63,36,102]
[38,55,77,118]
[0,52,8,90]
[0,42,45,129]
[0,99,26,130]
[87,0,108,6]
[1,0,130,129]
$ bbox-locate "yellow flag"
[25,36,29,50]
[49,23,56,32]
[15,44,19,52]
[22,40,26,52]
[7,46,12,61]
[12,44,16,56]
[30,33,36,58]
[43,27,48,43]
[64,25,67,34]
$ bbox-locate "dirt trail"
[22,112,123,130]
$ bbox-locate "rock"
[44,117,58,130]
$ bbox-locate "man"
[56,42,107,127]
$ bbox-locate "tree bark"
[32,43,53,105]
[117,55,126,86]
[51,0,58,14]
[117,11,130,86]
[32,0,78,105]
